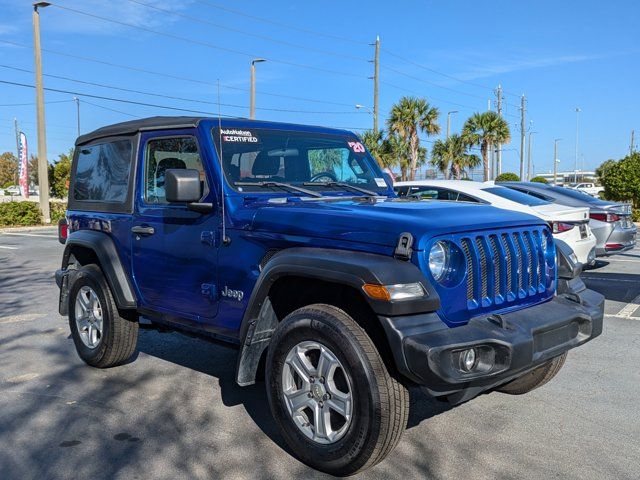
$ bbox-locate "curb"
[0,225,57,233]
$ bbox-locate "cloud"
[453,53,611,81]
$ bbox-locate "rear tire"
[266,304,408,476]
[497,352,567,395]
[68,264,138,368]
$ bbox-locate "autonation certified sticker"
[221,129,258,143]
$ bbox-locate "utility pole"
[574,107,581,182]
[527,131,537,181]
[14,118,20,186]
[553,138,561,185]
[495,84,503,175]
[519,94,526,181]
[33,1,51,223]
[631,130,635,155]
[74,96,80,137]
[249,58,265,119]
[372,35,380,133]
[446,110,457,139]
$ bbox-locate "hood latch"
[394,232,414,261]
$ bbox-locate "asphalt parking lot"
[1,227,639,480]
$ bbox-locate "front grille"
[461,227,549,310]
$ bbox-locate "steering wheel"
[309,171,338,183]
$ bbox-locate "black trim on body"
[60,230,137,309]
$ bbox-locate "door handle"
[131,225,155,236]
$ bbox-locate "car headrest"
[157,157,186,174]
[252,151,280,176]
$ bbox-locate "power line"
[126,0,367,62]
[193,0,368,46]
[81,99,142,118]
[381,48,521,97]
[0,64,366,114]
[48,3,366,79]
[0,39,360,108]
[0,99,73,107]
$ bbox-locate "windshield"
[485,186,550,206]
[212,127,389,195]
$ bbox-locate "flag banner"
[18,132,29,198]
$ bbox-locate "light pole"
[574,107,581,182]
[553,138,562,185]
[33,1,51,223]
[73,96,80,137]
[527,130,537,181]
[355,104,376,131]
[446,110,458,139]
[249,58,265,120]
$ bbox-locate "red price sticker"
[347,141,365,153]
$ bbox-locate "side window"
[457,193,478,203]
[436,189,459,201]
[408,186,438,199]
[74,139,132,202]
[144,136,207,204]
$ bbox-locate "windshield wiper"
[303,181,377,196]
[234,181,322,198]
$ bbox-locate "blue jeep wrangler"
[56,116,604,476]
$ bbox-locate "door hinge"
[201,230,219,247]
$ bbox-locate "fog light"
[460,348,477,372]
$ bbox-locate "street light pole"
[355,104,375,129]
[574,107,581,182]
[249,58,265,120]
[33,1,51,223]
[553,138,562,185]
[446,110,458,139]
[74,96,80,137]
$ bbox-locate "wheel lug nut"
[323,394,329,400]
[308,392,313,398]
[319,377,325,384]
[309,377,315,383]
[319,402,324,408]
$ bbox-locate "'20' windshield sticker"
[221,129,258,143]
[347,141,365,153]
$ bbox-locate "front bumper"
[379,278,604,404]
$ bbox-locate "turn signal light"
[362,283,425,301]
[550,221,575,234]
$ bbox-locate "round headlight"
[429,241,449,282]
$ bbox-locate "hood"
[529,203,589,222]
[245,197,546,250]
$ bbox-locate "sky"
[0,0,638,177]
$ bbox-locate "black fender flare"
[61,230,137,309]
[235,247,440,386]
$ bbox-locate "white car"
[395,180,597,266]
[569,183,604,197]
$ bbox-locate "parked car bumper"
[595,223,637,256]
[378,278,603,404]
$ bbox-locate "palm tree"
[462,111,510,181]
[431,134,480,180]
[381,133,411,180]
[387,97,440,180]
[360,129,387,168]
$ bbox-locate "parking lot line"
[0,232,57,238]
[0,245,18,250]
[604,314,640,321]
[615,293,640,318]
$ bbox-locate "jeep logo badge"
[221,286,244,302]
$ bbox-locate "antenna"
[217,79,230,245]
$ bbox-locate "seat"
[155,157,186,187]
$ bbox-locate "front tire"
[68,264,138,368]
[266,304,408,476]
[497,352,567,395]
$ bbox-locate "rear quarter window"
[73,139,133,203]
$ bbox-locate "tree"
[381,133,411,180]
[387,96,440,181]
[530,176,548,184]
[599,153,640,210]
[495,172,520,182]
[430,134,480,180]
[595,158,616,185]
[28,154,39,186]
[50,149,73,198]
[360,129,389,168]
[462,111,511,182]
[0,152,18,188]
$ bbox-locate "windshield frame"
[211,126,392,197]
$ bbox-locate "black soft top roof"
[75,116,207,146]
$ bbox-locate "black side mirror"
[165,169,201,203]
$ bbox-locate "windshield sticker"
[374,177,387,188]
[221,129,258,143]
[347,141,365,153]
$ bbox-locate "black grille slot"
[461,239,474,301]
[489,235,501,298]
[512,233,524,292]
[501,233,513,294]
[523,232,536,290]
[475,237,488,300]
[532,230,542,285]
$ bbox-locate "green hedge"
[495,172,520,182]
[0,201,67,227]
